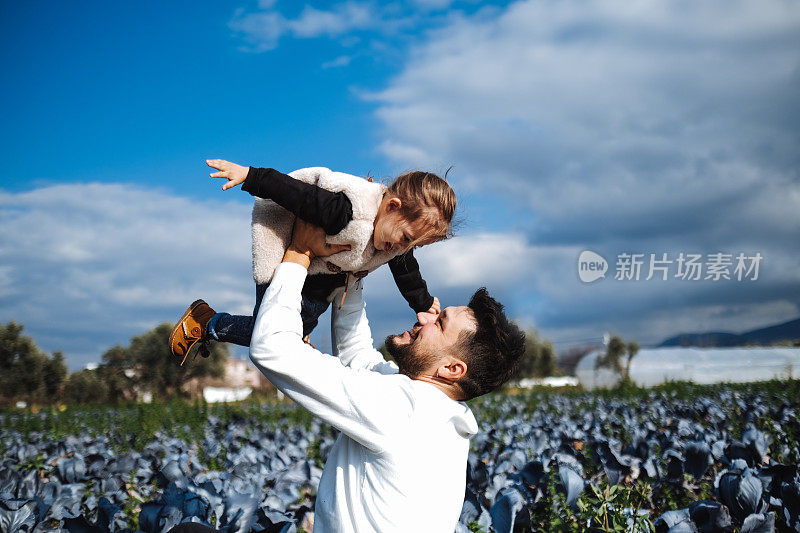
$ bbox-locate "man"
[248,218,525,532]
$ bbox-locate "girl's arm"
[388,251,439,314]
[206,159,352,235]
[243,167,353,235]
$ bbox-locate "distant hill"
[659,317,800,347]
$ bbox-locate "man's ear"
[387,196,402,212]
[436,359,467,381]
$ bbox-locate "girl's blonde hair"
[386,170,456,248]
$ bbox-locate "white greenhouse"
[575,346,800,389]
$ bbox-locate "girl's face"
[373,196,434,253]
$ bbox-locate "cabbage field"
[1,379,798,532]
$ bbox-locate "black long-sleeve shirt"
[243,167,435,312]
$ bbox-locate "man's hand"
[426,296,441,315]
[207,159,249,190]
[284,218,351,269]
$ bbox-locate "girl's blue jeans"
[207,283,331,346]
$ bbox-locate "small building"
[220,358,265,388]
[575,346,800,389]
[183,358,272,397]
[517,376,580,388]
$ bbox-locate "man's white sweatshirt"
[249,263,478,532]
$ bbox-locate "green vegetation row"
[0,396,314,455]
[3,378,797,451]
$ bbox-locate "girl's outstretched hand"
[427,296,441,315]
[207,159,249,190]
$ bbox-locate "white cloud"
[3,178,792,370]
[366,0,800,346]
[410,0,455,11]
[355,230,800,350]
[0,184,255,369]
[322,55,353,69]
[414,232,568,289]
[227,1,468,55]
[228,10,287,52]
[230,2,377,52]
[2,187,569,371]
[0,266,13,298]
[289,3,374,38]
[373,0,800,217]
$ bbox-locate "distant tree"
[98,345,139,402]
[595,335,640,383]
[98,323,228,400]
[760,339,800,348]
[377,343,392,362]
[623,340,640,380]
[64,369,109,404]
[595,336,625,375]
[0,322,68,405]
[514,329,560,379]
[43,351,68,398]
[377,343,388,357]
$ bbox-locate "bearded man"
[247,218,525,532]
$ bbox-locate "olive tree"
[0,322,68,405]
[99,323,228,401]
[514,329,560,379]
[595,335,640,384]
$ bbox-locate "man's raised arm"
[330,283,399,374]
[249,219,412,452]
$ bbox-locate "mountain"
[658,317,800,348]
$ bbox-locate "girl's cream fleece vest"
[251,167,403,285]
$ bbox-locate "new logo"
[578,250,608,283]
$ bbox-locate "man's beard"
[385,334,439,378]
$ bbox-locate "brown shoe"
[169,299,216,366]
[303,335,316,350]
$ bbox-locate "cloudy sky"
[2,0,798,370]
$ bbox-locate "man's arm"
[330,281,399,374]
[250,222,411,452]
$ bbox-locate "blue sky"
[2,0,799,370]
[3,2,384,191]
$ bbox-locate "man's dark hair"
[456,288,525,400]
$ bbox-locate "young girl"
[169,159,456,364]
